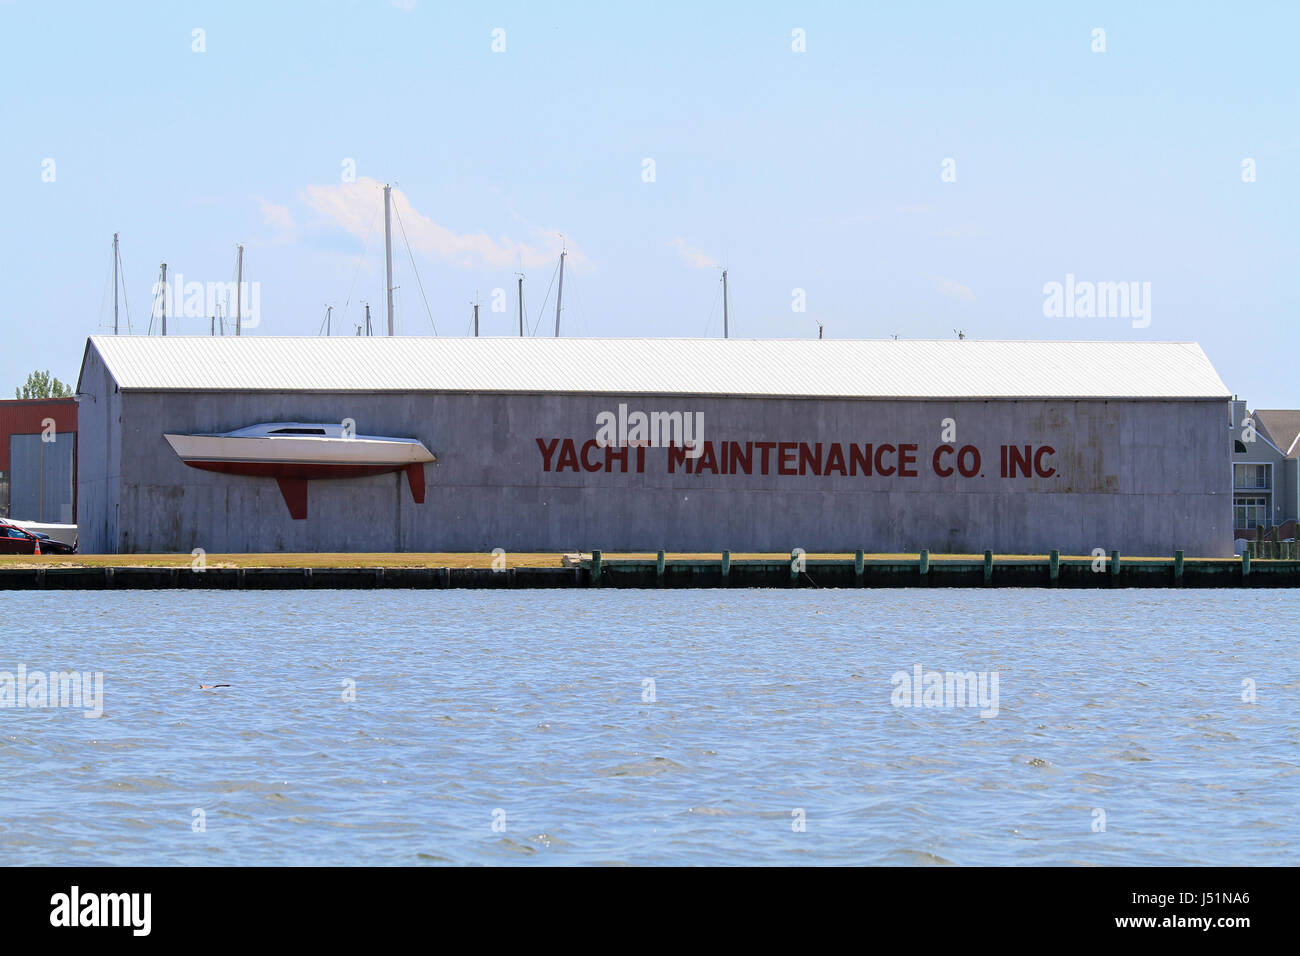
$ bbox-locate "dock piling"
[983,550,993,585]
[1174,550,1184,583]
[1049,549,1059,582]
[591,549,602,586]
[919,549,930,576]
[721,550,731,582]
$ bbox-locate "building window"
[1234,496,1270,529]
[1234,463,1271,490]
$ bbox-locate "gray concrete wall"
[74,348,121,555]
[83,380,1234,556]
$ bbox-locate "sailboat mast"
[112,233,119,335]
[160,262,168,336]
[722,269,729,339]
[235,244,244,336]
[473,300,479,337]
[384,184,395,336]
[553,249,566,337]
[517,274,524,336]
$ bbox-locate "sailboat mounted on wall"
[163,422,436,519]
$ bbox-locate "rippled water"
[0,589,1295,865]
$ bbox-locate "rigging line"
[529,255,562,337]
[392,200,439,335]
[117,244,132,333]
[725,277,737,337]
[98,260,112,331]
[703,274,721,337]
[147,262,166,335]
[340,204,380,331]
[571,272,592,337]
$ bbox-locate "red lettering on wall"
[957,445,980,477]
[898,443,918,477]
[824,443,846,476]
[534,437,1033,485]
[777,442,797,476]
[605,444,629,473]
[729,441,752,475]
[1034,446,1056,478]
[668,444,693,473]
[1006,444,1033,478]
[874,443,897,477]
[933,444,954,477]
[696,442,719,475]
[536,437,560,472]
[850,444,872,476]
[556,439,579,472]
[798,442,823,476]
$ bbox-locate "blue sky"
[2,0,1296,406]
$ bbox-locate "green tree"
[15,369,73,399]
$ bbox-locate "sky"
[1,0,1296,406]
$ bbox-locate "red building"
[0,397,78,522]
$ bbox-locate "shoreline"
[1,551,1295,589]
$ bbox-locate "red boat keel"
[276,477,309,520]
[406,463,426,504]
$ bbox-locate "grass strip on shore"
[0,551,1227,570]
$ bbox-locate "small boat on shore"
[163,422,435,518]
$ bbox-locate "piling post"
[919,549,930,575]
[790,550,800,586]
[591,549,602,586]
[1174,550,1184,583]
[1049,549,1059,583]
[1241,549,1251,580]
[721,550,731,583]
[854,549,864,582]
[1110,550,1121,584]
[983,550,993,585]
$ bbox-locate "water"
[0,589,1295,865]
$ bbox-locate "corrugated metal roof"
[81,336,1231,400]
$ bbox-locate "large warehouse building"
[76,336,1234,556]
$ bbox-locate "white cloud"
[389,0,417,11]
[934,278,975,301]
[256,197,297,244]
[669,237,719,270]
[303,178,584,271]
